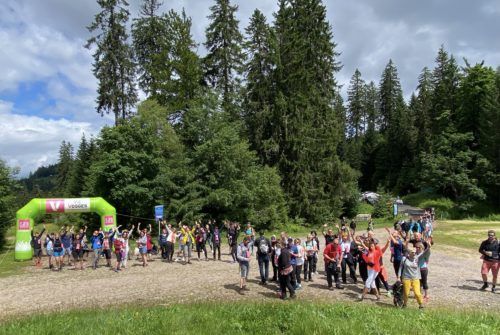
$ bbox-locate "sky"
[1,0,499,177]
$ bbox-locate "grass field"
[0,302,498,335]
[432,220,500,250]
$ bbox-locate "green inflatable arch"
[15,197,116,261]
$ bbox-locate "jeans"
[257,254,269,283]
[93,248,101,268]
[213,243,221,260]
[295,264,303,285]
[304,255,314,280]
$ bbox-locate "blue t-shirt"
[61,233,72,248]
[91,235,102,249]
[289,245,298,265]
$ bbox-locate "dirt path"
[0,232,498,320]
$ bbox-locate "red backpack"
[113,238,123,252]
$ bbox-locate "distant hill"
[20,164,58,196]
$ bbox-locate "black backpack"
[392,281,404,307]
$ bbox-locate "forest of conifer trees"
[2,0,499,243]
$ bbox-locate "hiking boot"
[480,283,489,291]
[336,283,344,289]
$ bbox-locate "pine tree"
[359,81,381,191]
[204,0,245,117]
[459,63,500,207]
[375,60,411,190]
[243,9,276,163]
[414,67,433,154]
[347,69,366,138]
[131,0,168,95]
[431,46,461,137]
[67,135,95,197]
[156,9,202,111]
[56,141,74,196]
[272,0,357,224]
[86,0,138,125]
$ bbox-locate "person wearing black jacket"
[31,224,46,267]
[209,220,224,261]
[479,230,499,292]
[255,232,271,284]
[278,242,296,300]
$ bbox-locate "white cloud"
[0,100,104,177]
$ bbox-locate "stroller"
[392,281,404,307]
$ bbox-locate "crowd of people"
[29,212,499,309]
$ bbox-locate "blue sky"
[1,0,499,177]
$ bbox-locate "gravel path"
[0,231,498,320]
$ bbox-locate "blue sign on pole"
[154,205,164,221]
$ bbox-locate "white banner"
[64,198,91,212]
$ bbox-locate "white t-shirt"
[295,245,305,266]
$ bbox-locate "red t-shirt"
[362,249,382,272]
[323,243,342,262]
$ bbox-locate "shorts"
[116,251,123,263]
[72,250,83,261]
[240,263,249,278]
[34,248,42,258]
[103,249,112,260]
[46,249,53,257]
[64,247,72,255]
[53,250,64,257]
[481,260,499,276]
[139,246,148,255]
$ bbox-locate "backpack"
[392,280,404,307]
[259,238,269,254]
[113,238,123,251]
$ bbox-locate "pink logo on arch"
[46,199,65,213]
[104,216,114,226]
[18,220,30,230]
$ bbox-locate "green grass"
[433,220,500,250]
[0,302,498,335]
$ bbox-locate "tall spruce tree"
[344,69,366,171]
[459,63,500,207]
[359,81,382,191]
[414,67,433,155]
[86,0,138,125]
[273,0,357,224]
[431,46,461,136]
[56,141,74,196]
[157,9,202,111]
[131,0,168,95]
[375,60,412,190]
[243,9,276,163]
[204,0,245,117]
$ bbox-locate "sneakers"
[358,294,363,301]
[480,283,489,291]
[419,305,425,310]
[335,283,344,289]
[387,290,393,298]
[492,287,496,293]
[295,284,302,290]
